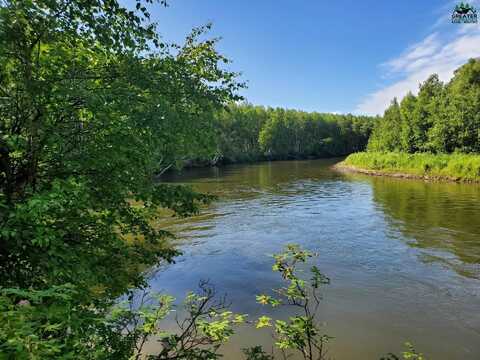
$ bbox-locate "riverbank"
[176,154,344,171]
[337,152,480,182]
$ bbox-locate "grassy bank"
[340,152,480,182]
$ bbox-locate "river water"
[149,159,480,359]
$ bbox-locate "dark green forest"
[213,104,375,164]
[0,0,245,358]
[0,1,380,359]
[0,0,475,358]
[368,59,480,154]
[344,59,480,181]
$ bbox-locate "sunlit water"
[147,159,480,359]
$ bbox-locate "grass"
[342,152,480,182]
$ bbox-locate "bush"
[343,152,480,181]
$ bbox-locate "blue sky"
[141,0,480,115]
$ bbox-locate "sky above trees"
[137,0,480,115]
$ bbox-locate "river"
[148,158,480,359]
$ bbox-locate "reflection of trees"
[163,159,342,198]
[370,176,480,278]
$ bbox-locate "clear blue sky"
[137,0,480,114]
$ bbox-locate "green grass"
[342,152,480,182]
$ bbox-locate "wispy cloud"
[384,33,441,75]
[355,3,480,115]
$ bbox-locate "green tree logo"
[452,2,478,23]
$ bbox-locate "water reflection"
[151,159,480,360]
[162,159,344,198]
[164,160,480,280]
[361,175,480,279]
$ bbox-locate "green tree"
[0,0,242,357]
[411,74,443,152]
[368,98,402,152]
[258,109,290,158]
[257,108,374,159]
[399,92,417,153]
[367,59,480,155]
[436,59,480,153]
[215,103,268,163]
[254,244,332,360]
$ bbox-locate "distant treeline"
[212,104,377,164]
[368,58,480,154]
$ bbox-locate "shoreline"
[167,155,346,172]
[333,162,480,183]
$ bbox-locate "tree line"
[0,0,417,358]
[0,0,243,357]
[368,59,480,154]
[212,104,376,164]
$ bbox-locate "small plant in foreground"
[107,245,429,360]
[254,244,333,360]
[111,280,247,360]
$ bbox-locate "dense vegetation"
[213,104,376,164]
[368,59,480,154]
[344,59,480,181]
[0,0,243,357]
[344,152,480,181]
[0,0,423,359]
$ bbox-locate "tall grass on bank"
[343,152,480,181]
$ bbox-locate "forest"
[344,59,480,181]
[0,0,476,359]
[368,59,480,154]
[0,1,383,359]
[213,104,375,164]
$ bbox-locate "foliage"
[212,103,376,164]
[0,0,430,358]
[0,0,242,357]
[103,244,334,360]
[254,244,332,360]
[110,281,247,360]
[366,59,480,154]
[344,151,480,181]
[368,98,402,152]
[213,103,269,163]
[101,244,336,360]
[0,285,91,359]
[0,280,248,360]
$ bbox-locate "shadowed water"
[148,159,480,359]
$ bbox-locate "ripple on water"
[152,159,480,360]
